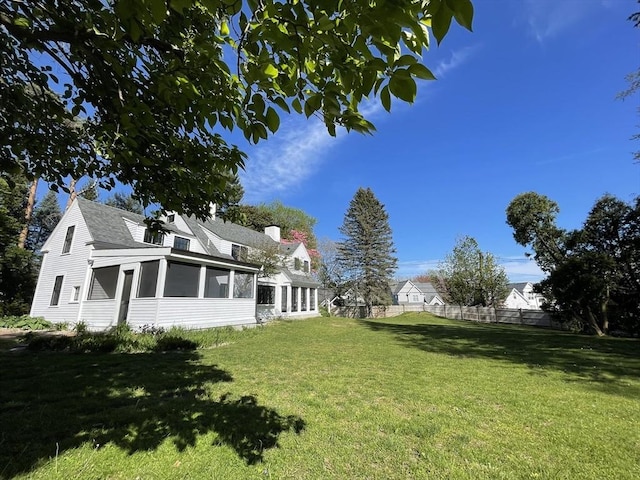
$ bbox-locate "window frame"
[143,229,164,246]
[87,266,120,300]
[257,285,276,305]
[61,225,75,254]
[173,236,191,251]
[137,260,160,298]
[50,275,64,306]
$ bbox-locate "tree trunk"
[17,177,38,249]
[585,307,605,336]
[66,178,77,210]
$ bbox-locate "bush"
[0,315,52,330]
[26,334,72,351]
[319,306,330,317]
[154,335,198,352]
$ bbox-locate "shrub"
[26,334,72,351]
[0,315,52,330]
[154,335,198,352]
[71,334,118,353]
[319,306,330,317]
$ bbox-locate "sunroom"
[79,246,261,330]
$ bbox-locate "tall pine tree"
[338,188,397,316]
[27,190,62,252]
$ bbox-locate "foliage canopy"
[1,0,473,217]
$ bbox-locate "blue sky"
[43,0,639,282]
[236,0,640,282]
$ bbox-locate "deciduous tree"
[337,188,397,316]
[1,0,473,218]
[436,236,508,307]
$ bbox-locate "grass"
[1,313,638,479]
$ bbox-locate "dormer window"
[62,226,75,253]
[167,214,175,223]
[143,229,164,245]
[294,257,301,270]
[232,244,248,261]
[303,260,310,273]
[173,236,190,250]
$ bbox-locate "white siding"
[30,201,93,325]
[129,298,256,330]
[79,300,118,330]
[199,226,227,254]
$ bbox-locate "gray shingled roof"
[391,280,411,295]
[282,268,321,287]
[77,197,151,248]
[198,217,280,250]
[508,282,529,294]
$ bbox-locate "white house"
[502,282,546,310]
[392,280,445,306]
[30,198,320,330]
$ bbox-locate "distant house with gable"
[30,198,320,330]
[391,280,445,306]
[503,282,546,310]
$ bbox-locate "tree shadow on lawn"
[0,351,305,478]
[362,319,640,398]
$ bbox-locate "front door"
[118,270,134,325]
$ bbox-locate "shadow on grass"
[362,318,640,397]
[0,351,305,478]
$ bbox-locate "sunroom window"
[204,267,230,298]
[233,272,254,298]
[88,266,119,300]
[164,262,199,297]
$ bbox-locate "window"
[310,288,316,310]
[301,288,307,311]
[303,260,309,273]
[281,286,288,312]
[291,287,299,311]
[257,285,275,305]
[412,294,419,302]
[88,266,119,300]
[50,275,63,305]
[143,229,164,245]
[164,262,199,297]
[137,260,159,298]
[204,267,229,298]
[233,272,254,298]
[62,226,75,254]
[173,236,190,250]
[232,244,248,261]
[167,214,175,223]
[294,258,301,270]
[71,286,80,303]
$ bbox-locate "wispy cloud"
[499,256,545,283]
[522,0,608,43]
[396,259,441,279]
[433,45,479,78]
[240,101,383,204]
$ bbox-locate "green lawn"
[1,314,639,479]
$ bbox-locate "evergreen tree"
[0,172,37,315]
[337,188,397,316]
[105,192,144,215]
[27,190,62,252]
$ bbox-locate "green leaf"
[13,17,30,27]
[393,55,417,68]
[148,0,168,23]
[273,97,290,113]
[220,21,230,36]
[263,64,279,78]
[408,64,436,80]
[446,0,474,31]
[380,85,391,112]
[265,107,280,133]
[169,0,191,13]
[389,71,417,103]
[432,2,453,45]
[292,98,303,114]
[304,94,322,118]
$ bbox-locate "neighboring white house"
[503,282,546,310]
[391,280,445,306]
[30,198,320,330]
